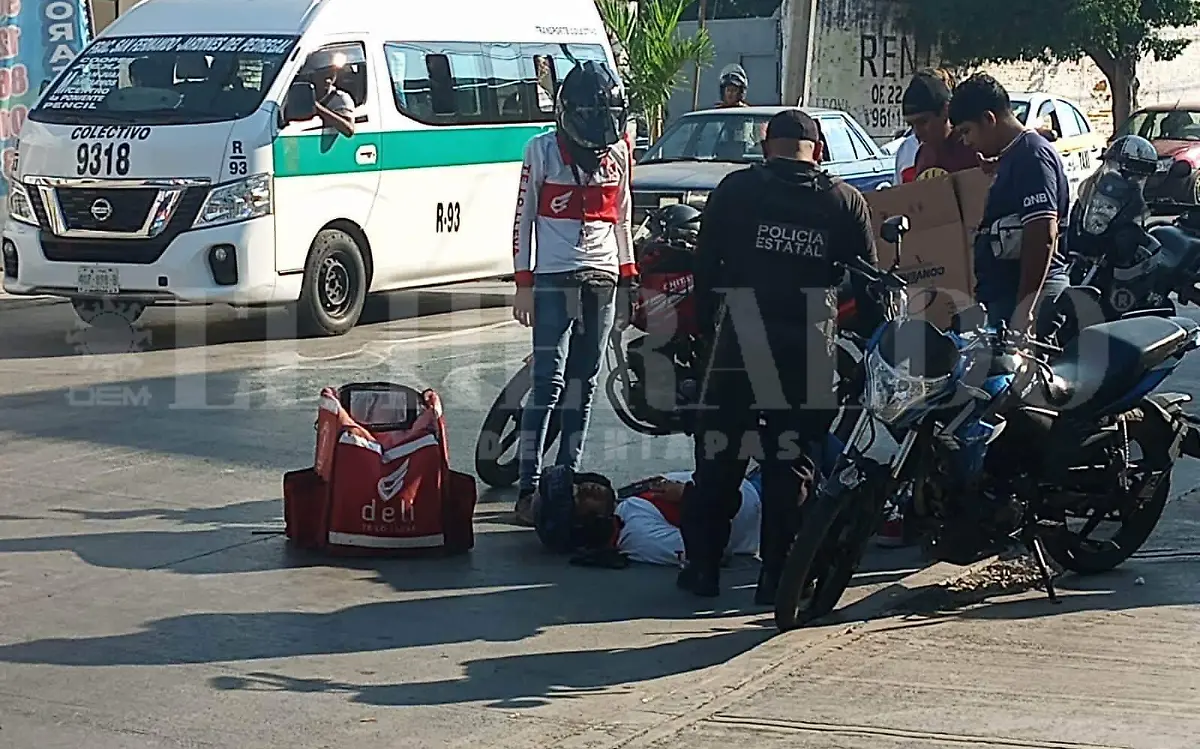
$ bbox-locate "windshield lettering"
[70,125,151,140]
[31,33,298,126]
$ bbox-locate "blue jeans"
[518,272,617,494]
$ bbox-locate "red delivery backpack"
[283,382,477,556]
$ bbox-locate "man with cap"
[902,69,979,182]
[678,109,879,603]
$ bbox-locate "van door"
[273,39,382,278]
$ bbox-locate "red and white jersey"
[511,131,636,287]
[614,471,761,566]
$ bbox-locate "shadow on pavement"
[208,631,768,709]
[0,286,512,360]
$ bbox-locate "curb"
[0,293,63,310]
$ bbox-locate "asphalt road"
[1,287,1198,747]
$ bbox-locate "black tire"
[296,229,367,337]
[1043,409,1172,574]
[474,362,562,488]
[71,299,146,325]
[775,477,883,631]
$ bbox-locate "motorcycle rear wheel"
[474,362,561,488]
[775,478,882,631]
[1043,409,1172,574]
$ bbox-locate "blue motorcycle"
[775,215,1200,631]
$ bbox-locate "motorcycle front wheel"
[774,475,885,631]
[474,362,561,488]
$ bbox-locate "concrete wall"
[985,26,1200,136]
[806,0,931,139]
[669,16,781,120]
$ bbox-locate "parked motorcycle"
[1056,135,1200,340]
[474,204,869,488]
[773,214,1200,631]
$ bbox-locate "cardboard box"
[951,167,994,282]
[864,172,985,328]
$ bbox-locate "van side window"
[383,41,613,125]
[386,42,493,124]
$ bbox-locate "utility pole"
[690,0,707,110]
[781,0,819,106]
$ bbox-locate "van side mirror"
[284,81,317,122]
[633,146,647,161]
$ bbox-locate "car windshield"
[1119,109,1200,141]
[640,113,772,164]
[30,34,298,126]
[1011,100,1030,123]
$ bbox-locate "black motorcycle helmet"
[1104,134,1159,178]
[556,60,628,152]
[648,203,701,249]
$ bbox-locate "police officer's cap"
[765,109,822,144]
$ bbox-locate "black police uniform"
[679,110,879,602]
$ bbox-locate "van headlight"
[6,182,38,226]
[863,347,951,424]
[193,174,272,228]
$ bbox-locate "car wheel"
[296,229,367,337]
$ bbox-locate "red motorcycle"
[474,204,864,488]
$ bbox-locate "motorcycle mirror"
[880,215,909,269]
[1169,160,1192,180]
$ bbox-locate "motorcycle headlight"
[1082,193,1121,235]
[193,174,272,228]
[863,347,951,424]
[6,182,38,226]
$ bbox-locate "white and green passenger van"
[3,0,617,334]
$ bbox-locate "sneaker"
[513,489,537,527]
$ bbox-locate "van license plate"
[77,266,119,294]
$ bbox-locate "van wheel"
[71,299,146,325]
[297,229,366,337]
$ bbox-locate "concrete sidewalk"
[604,554,1200,749]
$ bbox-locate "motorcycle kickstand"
[1029,535,1061,604]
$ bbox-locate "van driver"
[308,58,355,137]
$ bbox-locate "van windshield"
[30,34,298,126]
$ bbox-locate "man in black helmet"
[679,109,879,603]
[716,64,749,108]
[510,60,637,525]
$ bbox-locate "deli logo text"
[71,126,152,140]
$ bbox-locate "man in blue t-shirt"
[948,74,1070,335]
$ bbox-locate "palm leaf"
[596,0,713,130]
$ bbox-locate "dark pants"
[681,340,833,575]
[983,275,1070,339]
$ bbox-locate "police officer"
[679,110,879,603]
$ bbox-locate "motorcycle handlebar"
[835,257,907,290]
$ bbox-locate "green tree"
[897,0,1200,128]
[596,0,714,138]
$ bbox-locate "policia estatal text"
[679,109,879,604]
